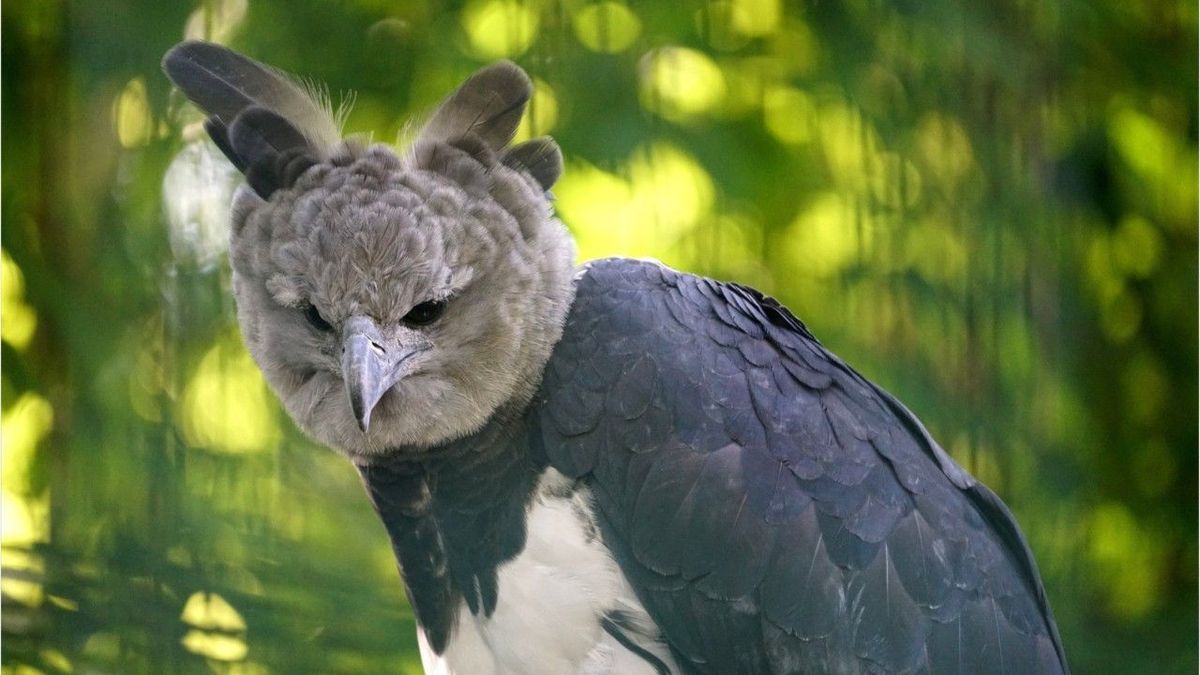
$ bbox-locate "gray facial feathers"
[163,45,578,457]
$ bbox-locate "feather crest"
[503,137,563,190]
[162,40,346,156]
[418,61,532,151]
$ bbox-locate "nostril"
[369,340,386,354]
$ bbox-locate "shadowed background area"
[2,1,1196,673]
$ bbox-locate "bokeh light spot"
[1,391,54,556]
[2,393,53,496]
[181,630,249,662]
[1,249,38,350]
[905,219,966,284]
[182,591,249,632]
[514,78,559,143]
[915,112,976,191]
[0,548,45,607]
[1089,502,1165,620]
[557,143,715,264]
[113,77,153,148]
[784,193,861,277]
[180,336,280,454]
[817,100,883,194]
[1111,215,1163,278]
[639,47,726,123]
[183,0,247,42]
[462,0,539,59]
[572,2,642,53]
[729,0,781,37]
[763,86,816,144]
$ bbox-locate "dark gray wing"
[533,258,1068,675]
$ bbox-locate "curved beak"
[341,316,430,433]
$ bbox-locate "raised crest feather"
[162,40,347,157]
[418,61,532,151]
[228,106,317,198]
[503,137,564,190]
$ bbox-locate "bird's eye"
[403,299,446,327]
[303,303,334,332]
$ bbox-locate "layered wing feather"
[534,258,1068,675]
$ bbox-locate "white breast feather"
[418,468,677,674]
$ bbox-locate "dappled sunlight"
[183,0,247,42]
[1,393,54,554]
[903,218,967,285]
[1088,502,1167,621]
[1,249,37,350]
[869,152,922,210]
[571,2,642,54]
[182,591,248,632]
[766,19,819,74]
[1108,105,1198,225]
[513,77,559,143]
[914,112,978,195]
[462,0,539,59]
[763,85,816,144]
[638,47,727,123]
[179,335,281,454]
[782,192,862,278]
[557,143,715,265]
[1110,214,1163,278]
[0,542,45,607]
[816,99,883,196]
[113,77,154,149]
[725,0,781,38]
[181,629,250,662]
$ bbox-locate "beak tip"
[343,318,425,438]
[349,394,371,433]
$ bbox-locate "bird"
[162,41,1070,675]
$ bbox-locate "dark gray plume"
[419,61,532,151]
[503,137,563,190]
[228,106,317,198]
[203,117,245,171]
[162,40,343,151]
[162,40,343,197]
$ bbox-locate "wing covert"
[534,258,1068,675]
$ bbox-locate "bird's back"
[534,257,1069,674]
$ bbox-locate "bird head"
[164,43,576,458]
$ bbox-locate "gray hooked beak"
[341,316,430,433]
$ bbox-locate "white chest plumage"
[416,469,677,675]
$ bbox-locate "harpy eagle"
[162,41,1070,674]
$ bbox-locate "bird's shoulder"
[533,257,1067,674]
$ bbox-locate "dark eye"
[403,299,446,327]
[303,303,333,332]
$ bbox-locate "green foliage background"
[2,0,1196,673]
